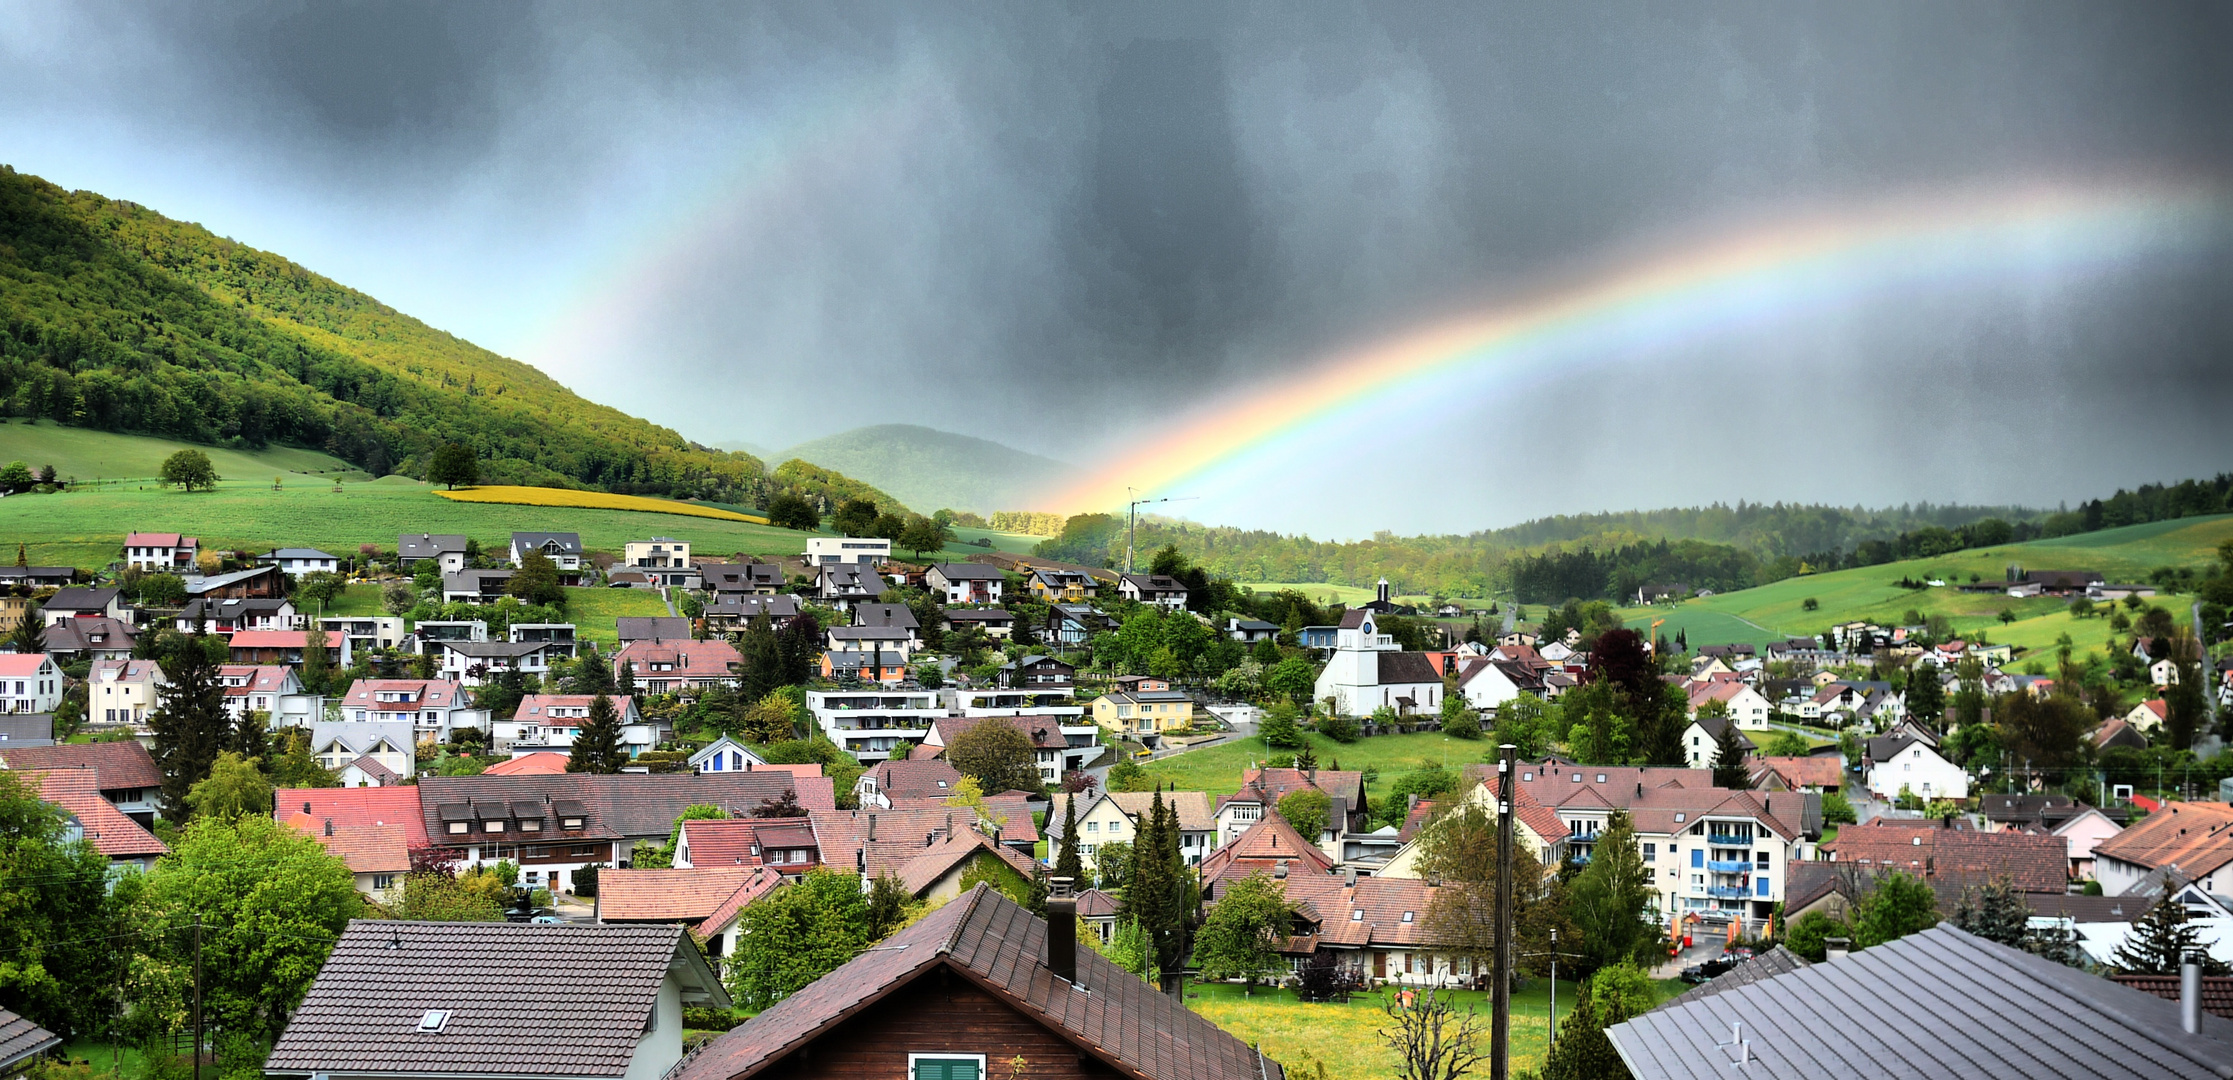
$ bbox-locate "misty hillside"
[778,424,1066,514]
[0,165,772,501]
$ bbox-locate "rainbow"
[1041,180,2230,516]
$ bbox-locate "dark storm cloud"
[3,1,2230,534]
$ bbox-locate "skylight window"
[418,1010,451,1033]
[1401,912,1414,923]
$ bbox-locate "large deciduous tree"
[0,771,120,1039]
[946,718,1043,795]
[427,442,479,489]
[1567,809,1660,972]
[158,449,218,492]
[1192,872,1293,990]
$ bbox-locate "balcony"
[1706,860,1752,874]
[1706,833,1752,847]
[1705,885,1750,899]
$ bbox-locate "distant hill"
[0,165,777,502]
[777,425,1065,515]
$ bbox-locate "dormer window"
[484,820,505,833]
[448,821,469,835]
[561,816,584,830]
[519,819,541,832]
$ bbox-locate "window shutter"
[914,1059,981,1080]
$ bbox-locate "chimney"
[866,813,877,841]
[302,800,312,814]
[2183,952,2204,1035]
[1345,868,1357,888]
[1046,877,1078,983]
[1941,813,1952,829]
[324,819,333,837]
[1275,860,1289,879]
[1824,937,1851,962]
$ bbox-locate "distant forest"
[1038,476,2233,602]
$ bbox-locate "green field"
[563,587,676,646]
[1189,978,1681,1080]
[0,419,365,484]
[1618,513,2231,658]
[1135,729,1488,796]
[949,526,1043,555]
[1236,582,1497,609]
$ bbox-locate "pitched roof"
[698,865,790,935]
[1751,755,1843,790]
[281,812,410,875]
[1200,814,1338,888]
[615,617,692,642]
[1048,791,1216,837]
[2093,800,2233,881]
[810,808,1017,878]
[1822,818,2070,892]
[1607,926,2233,1080]
[0,653,53,677]
[417,773,834,844]
[342,678,467,711]
[932,713,1069,751]
[1224,766,1365,809]
[0,1007,61,1072]
[124,532,192,547]
[1266,873,1444,949]
[266,920,726,1078]
[888,794,1040,843]
[895,829,1040,896]
[613,637,742,674]
[35,769,168,858]
[598,867,769,922]
[929,563,1005,582]
[44,617,136,651]
[860,759,963,801]
[512,531,583,553]
[2111,974,2233,1021]
[0,739,161,792]
[279,786,432,849]
[46,586,120,610]
[396,533,468,557]
[1375,652,1444,686]
[680,818,768,868]
[1657,946,1811,1010]
[483,752,571,776]
[674,885,1278,1080]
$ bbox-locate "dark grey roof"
[1607,925,2233,1080]
[615,617,691,642]
[0,1007,61,1070]
[44,587,118,610]
[266,920,727,1078]
[398,533,470,558]
[1659,946,1811,1010]
[0,714,55,745]
[513,531,584,554]
[850,603,921,630]
[929,563,1005,581]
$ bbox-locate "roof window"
[1596,774,1606,783]
[418,1010,450,1033]
[1401,911,1414,923]
[1351,910,1363,921]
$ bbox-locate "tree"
[1541,964,1654,1080]
[1120,789,1190,996]
[1277,788,1331,840]
[946,718,1043,795]
[1951,875,2032,948]
[898,515,951,559]
[1906,670,1946,730]
[1821,790,1858,825]
[1760,729,1810,757]
[765,492,820,530]
[736,690,803,744]
[1379,986,1490,1080]
[0,460,31,493]
[149,635,230,818]
[5,602,43,655]
[831,499,880,537]
[1054,796,1084,883]
[1258,701,1306,749]
[1493,694,1558,759]
[1418,798,1560,975]
[1317,711,1361,743]
[264,727,339,789]
[381,579,416,615]
[1708,721,1752,789]
[1851,871,1940,948]
[507,551,566,607]
[1440,693,1481,739]
[1193,872,1293,990]
[389,866,508,921]
[565,643,616,694]
[1086,917,1153,981]
[185,751,274,819]
[427,442,479,489]
[130,814,358,1042]
[2112,894,2233,975]
[0,770,119,1039]
[727,867,916,1009]
[1784,910,1851,962]
[566,693,626,774]
[1093,840,1133,890]
[294,570,347,613]
[158,449,218,492]
[1567,810,1659,971]
[1264,657,1317,702]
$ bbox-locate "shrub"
[1315,712,1360,743]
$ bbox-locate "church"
[1311,607,1448,716]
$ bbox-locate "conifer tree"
[1121,788,1179,993]
[2113,894,2233,975]
[1951,876,2032,948]
[1709,720,1752,789]
[149,635,231,818]
[567,692,626,774]
[1054,795,1084,883]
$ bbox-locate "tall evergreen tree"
[2112,894,2233,975]
[616,651,638,697]
[1905,669,1946,731]
[1053,795,1084,883]
[231,699,269,762]
[566,643,616,695]
[5,602,42,655]
[735,617,783,702]
[1951,876,2031,948]
[1121,788,1181,994]
[149,635,230,818]
[300,625,332,695]
[1708,720,1752,789]
[776,612,823,686]
[567,692,626,774]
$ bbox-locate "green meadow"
[1132,729,1487,796]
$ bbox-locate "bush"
[573,863,601,897]
[1821,790,1858,825]
[1315,712,1360,743]
[1442,708,1482,740]
[683,1006,745,1032]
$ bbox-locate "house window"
[1642,843,1656,863]
[909,1055,986,1080]
[561,817,584,830]
[524,846,550,858]
[372,874,395,890]
[484,820,505,833]
[448,821,469,835]
[519,819,542,832]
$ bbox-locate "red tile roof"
[219,665,296,697]
[931,714,1070,751]
[483,752,570,776]
[889,793,1040,843]
[0,654,53,678]
[125,532,194,547]
[599,867,769,922]
[228,630,311,648]
[1200,814,1337,889]
[281,812,410,875]
[0,739,161,793]
[279,786,432,849]
[1752,755,1845,790]
[861,759,963,801]
[895,829,1041,896]
[1823,818,2071,891]
[699,866,790,935]
[2092,801,2233,881]
[681,818,768,868]
[341,678,466,711]
[674,885,1279,1080]
[35,769,167,859]
[810,807,1030,878]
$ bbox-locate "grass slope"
[0,419,363,483]
[1619,513,2233,657]
[777,424,1065,515]
[1133,730,1485,797]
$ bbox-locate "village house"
[805,536,891,566]
[44,587,131,624]
[2094,800,2233,897]
[674,817,825,877]
[36,768,168,872]
[1977,793,2127,879]
[613,637,741,693]
[942,607,1015,639]
[492,693,655,755]
[1748,755,1845,794]
[430,638,565,687]
[621,537,697,588]
[806,687,944,761]
[814,563,887,608]
[1687,679,1774,730]
[42,617,136,661]
[304,721,417,786]
[926,562,1005,605]
[339,678,488,742]
[697,561,788,597]
[179,597,301,633]
[1863,733,1970,801]
[0,740,163,826]
[183,564,288,600]
[1091,687,1197,744]
[850,602,924,646]
[1824,817,2071,893]
[1226,617,1281,643]
[1379,776,1571,875]
[701,595,802,635]
[1026,567,1097,601]
[1116,572,1189,609]
[673,882,1281,1080]
[595,864,788,968]
[820,648,909,685]
[855,759,965,809]
[396,532,470,572]
[922,715,1087,786]
[268,921,729,1080]
[0,654,63,715]
[1046,789,1218,867]
[1214,766,1368,854]
[440,569,514,603]
[260,547,340,577]
[1680,713,1751,769]
[123,532,198,572]
[279,789,418,892]
[616,616,692,644]
[217,664,313,723]
[87,658,163,724]
[510,530,584,573]
[1225,865,1477,987]
[226,629,338,666]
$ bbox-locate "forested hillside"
[0,165,769,501]
[778,424,1064,514]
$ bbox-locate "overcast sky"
[4,2,2231,536]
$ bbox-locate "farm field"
[1617,513,2230,658]
[1188,978,1682,1080]
[436,485,769,523]
[0,419,366,484]
[1133,729,1487,797]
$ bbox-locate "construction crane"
[1125,489,1199,575]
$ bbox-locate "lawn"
[4,480,828,570]
[1612,513,2231,658]
[1186,978,1683,1080]
[562,587,675,646]
[0,418,365,484]
[950,526,1043,555]
[1134,730,1489,797]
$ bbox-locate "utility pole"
[1122,490,1195,575]
[1522,928,1583,1051]
[192,913,203,1080]
[1491,743,1517,1080]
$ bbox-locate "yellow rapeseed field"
[434,485,769,524]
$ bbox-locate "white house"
[262,548,341,578]
[1312,610,1446,716]
[338,678,488,742]
[395,533,469,572]
[2123,699,2168,734]
[220,664,322,724]
[496,693,658,757]
[1688,680,1774,731]
[0,654,64,715]
[925,563,1004,605]
[804,536,890,566]
[805,687,944,760]
[1864,734,1970,801]
[1456,657,1531,713]
[306,721,417,784]
[688,735,772,775]
[88,658,165,723]
[123,532,198,572]
[431,639,563,687]
[1116,573,1188,610]
[510,531,584,572]
[1682,714,1750,770]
